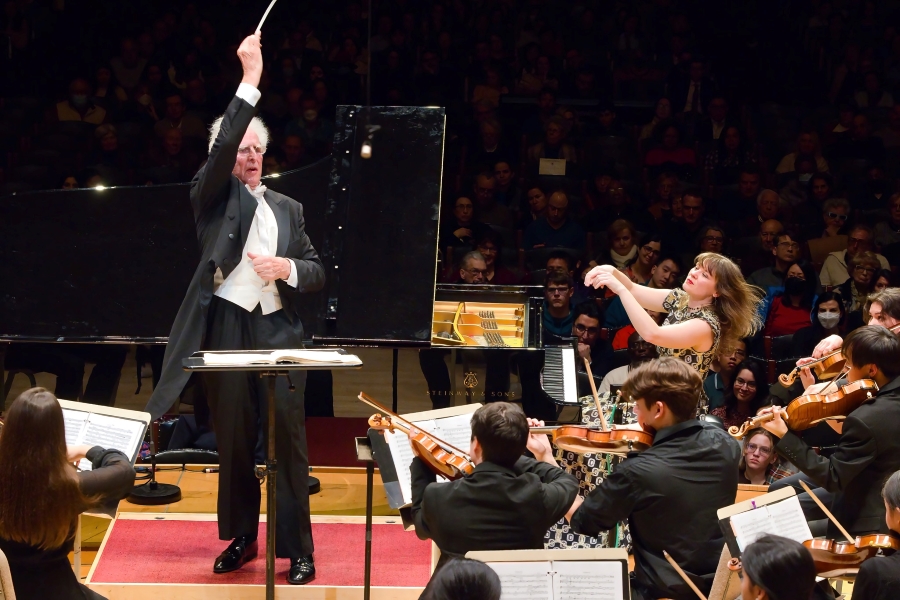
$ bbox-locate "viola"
[530,424,653,454]
[358,392,475,480]
[729,378,878,439]
[802,534,900,574]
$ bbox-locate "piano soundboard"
[432,300,526,347]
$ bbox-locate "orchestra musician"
[568,358,741,600]
[584,253,762,409]
[410,402,578,585]
[851,469,900,600]
[143,34,325,584]
[739,535,817,600]
[761,327,900,538]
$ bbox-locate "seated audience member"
[542,271,577,344]
[582,177,647,233]
[526,116,577,172]
[761,261,818,337]
[739,429,780,485]
[471,67,508,108]
[410,403,578,573]
[154,92,207,140]
[873,269,896,293]
[765,327,900,537]
[521,190,586,251]
[739,535,817,600]
[493,160,521,210]
[544,251,591,305]
[603,255,682,329]
[591,219,638,270]
[466,120,512,176]
[61,175,79,189]
[836,251,880,319]
[644,120,696,181]
[639,97,672,142]
[791,292,846,358]
[792,172,837,226]
[854,71,895,109]
[423,558,501,600]
[873,193,900,248]
[569,359,741,600]
[851,469,900,599]
[711,359,770,429]
[734,219,783,277]
[599,332,658,393]
[695,96,733,143]
[854,164,890,212]
[775,130,830,174]
[875,104,900,149]
[704,340,747,409]
[704,125,757,185]
[611,308,665,351]
[662,188,710,257]
[694,225,725,261]
[777,153,817,208]
[522,88,559,143]
[754,189,786,224]
[279,135,310,171]
[473,172,514,231]
[439,196,490,251]
[819,224,890,287]
[285,96,334,157]
[570,301,615,382]
[622,233,662,284]
[642,171,679,226]
[517,183,549,230]
[144,128,202,183]
[808,197,851,240]
[474,229,520,285]
[718,166,763,234]
[810,288,900,358]
[0,388,136,600]
[832,112,886,166]
[55,78,107,125]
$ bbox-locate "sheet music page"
[487,561,553,600]
[552,560,624,600]
[730,496,812,551]
[62,409,90,446]
[80,414,145,462]
[429,413,475,451]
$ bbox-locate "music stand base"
[309,476,320,495]
[128,481,182,505]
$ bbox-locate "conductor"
[144,33,325,585]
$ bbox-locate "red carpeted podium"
[86,514,431,599]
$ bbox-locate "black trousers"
[202,296,313,559]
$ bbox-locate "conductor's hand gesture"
[238,33,263,88]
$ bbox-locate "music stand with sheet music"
[183,348,362,600]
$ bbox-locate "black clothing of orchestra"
[0,447,136,600]
[570,420,740,600]
[144,93,325,558]
[851,550,900,600]
[410,455,578,570]
[775,375,900,536]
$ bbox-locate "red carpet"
[307,417,371,467]
[90,520,431,587]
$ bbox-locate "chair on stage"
[0,546,17,600]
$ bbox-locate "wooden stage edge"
[85,514,424,600]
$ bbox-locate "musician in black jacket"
[410,402,578,579]
[569,358,741,600]
[144,34,325,584]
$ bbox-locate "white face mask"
[799,173,813,182]
[818,311,840,329]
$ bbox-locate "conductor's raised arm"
[191,33,264,218]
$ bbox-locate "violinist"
[568,358,741,600]
[763,326,900,538]
[410,402,578,578]
[851,469,900,600]
[806,287,900,360]
[739,535,817,600]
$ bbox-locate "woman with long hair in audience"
[873,268,897,293]
[710,359,770,429]
[761,260,818,337]
[585,253,763,394]
[738,428,780,485]
[623,232,662,284]
[791,291,846,357]
[740,535,817,600]
[851,469,900,599]
[0,388,135,600]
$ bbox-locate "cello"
[358,392,475,480]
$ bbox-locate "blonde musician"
[585,252,762,408]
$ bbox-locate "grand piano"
[0,105,578,414]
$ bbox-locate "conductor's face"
[233,128,264,189]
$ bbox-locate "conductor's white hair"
[207,115,270,154]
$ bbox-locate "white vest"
[213,184,282,315]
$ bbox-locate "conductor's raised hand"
[247,252,291,280]
[237,33,263,88]
[584,264,626,294]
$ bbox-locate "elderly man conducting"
[145,33,324,585]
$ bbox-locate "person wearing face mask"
[777,154,817,209]
[55,78,107,125]
[791,292,846,358]
[761,261,818,337]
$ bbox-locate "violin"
[729,378,878,439]
[358,392,475,480]
[529,424,653,454]
[803,533,900,574]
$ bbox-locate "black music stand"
[183,349,362,600]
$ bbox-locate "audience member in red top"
[762,261,818,337]
[711,359,771,428]
[474,229,521,285]
[611,309,665,350]
[644,121,696,181]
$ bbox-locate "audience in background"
[704,340,747,410]
[710,360,770,430]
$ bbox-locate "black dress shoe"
[288,555,316,584]
[213,536,258,573]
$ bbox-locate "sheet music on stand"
[466,548,630,600]
[717,486,812,556]
[58,399,150,470]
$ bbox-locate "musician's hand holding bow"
[812,334,843,358]
[525,418,556,466]
[584,264,628,295]
[757,406,789,438]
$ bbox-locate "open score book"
[202,349,362,366]
[59,399,150,471]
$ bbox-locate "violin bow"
[582,357,610,432]
[798,479,855,544]
[357,392,471,457]
[663,550,708,600]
